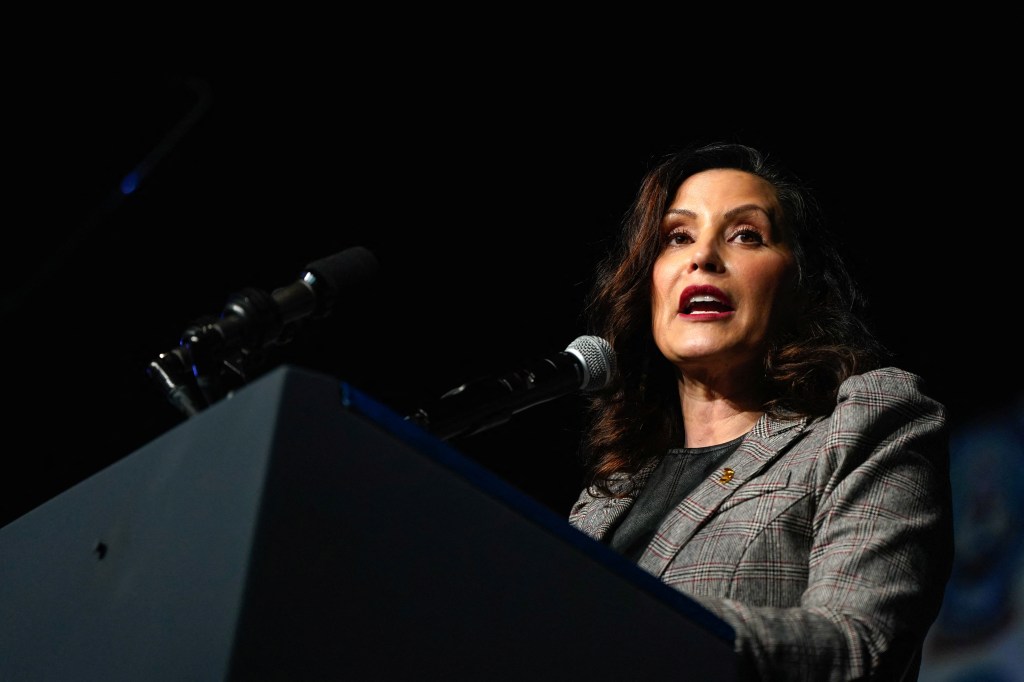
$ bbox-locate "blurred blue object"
[920,393,1024,681]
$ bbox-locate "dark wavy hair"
[580,141,892,496]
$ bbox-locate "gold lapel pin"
[719,468,735,484]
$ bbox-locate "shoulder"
[834,367,947,425]
[801,367,949,472]
[568,460,658,534]
[775,367,948,441]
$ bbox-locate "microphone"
[406,335,616,441]
[183,246,379,377]
[147,246,379,415]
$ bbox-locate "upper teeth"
[690,295,719,303]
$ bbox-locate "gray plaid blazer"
[568,367,954,681]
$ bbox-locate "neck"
[676,374,764,448]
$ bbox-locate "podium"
[0,365,736,681]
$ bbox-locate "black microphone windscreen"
[306,246,379,294]
[298,246,379,318]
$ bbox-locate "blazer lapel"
[637,414,810,578]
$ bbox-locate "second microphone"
[406,335,617,441]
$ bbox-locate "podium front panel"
[0,365,736,681]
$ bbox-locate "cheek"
[650,258,677,318]
[748,261,798,319]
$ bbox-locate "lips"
[678,285,734,315]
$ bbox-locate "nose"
[688,239,723,273]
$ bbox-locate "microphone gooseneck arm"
[407,335,616,442]
[408,352,584,441]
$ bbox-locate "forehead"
[670,168,779,209]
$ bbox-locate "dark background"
[4,53,1017,529]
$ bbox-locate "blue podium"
[0,365,736,680]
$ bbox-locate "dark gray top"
[609,434,746,561]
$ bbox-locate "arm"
[690,368,955,681]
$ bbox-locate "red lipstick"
[678,285,734,318]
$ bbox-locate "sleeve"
[688,368,955,681]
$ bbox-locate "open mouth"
[681,294,734,315]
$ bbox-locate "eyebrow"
[664,204,771,221]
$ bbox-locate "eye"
[663,228,693,246]
[730,227,766,245]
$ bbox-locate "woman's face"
[651,168,797,376]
